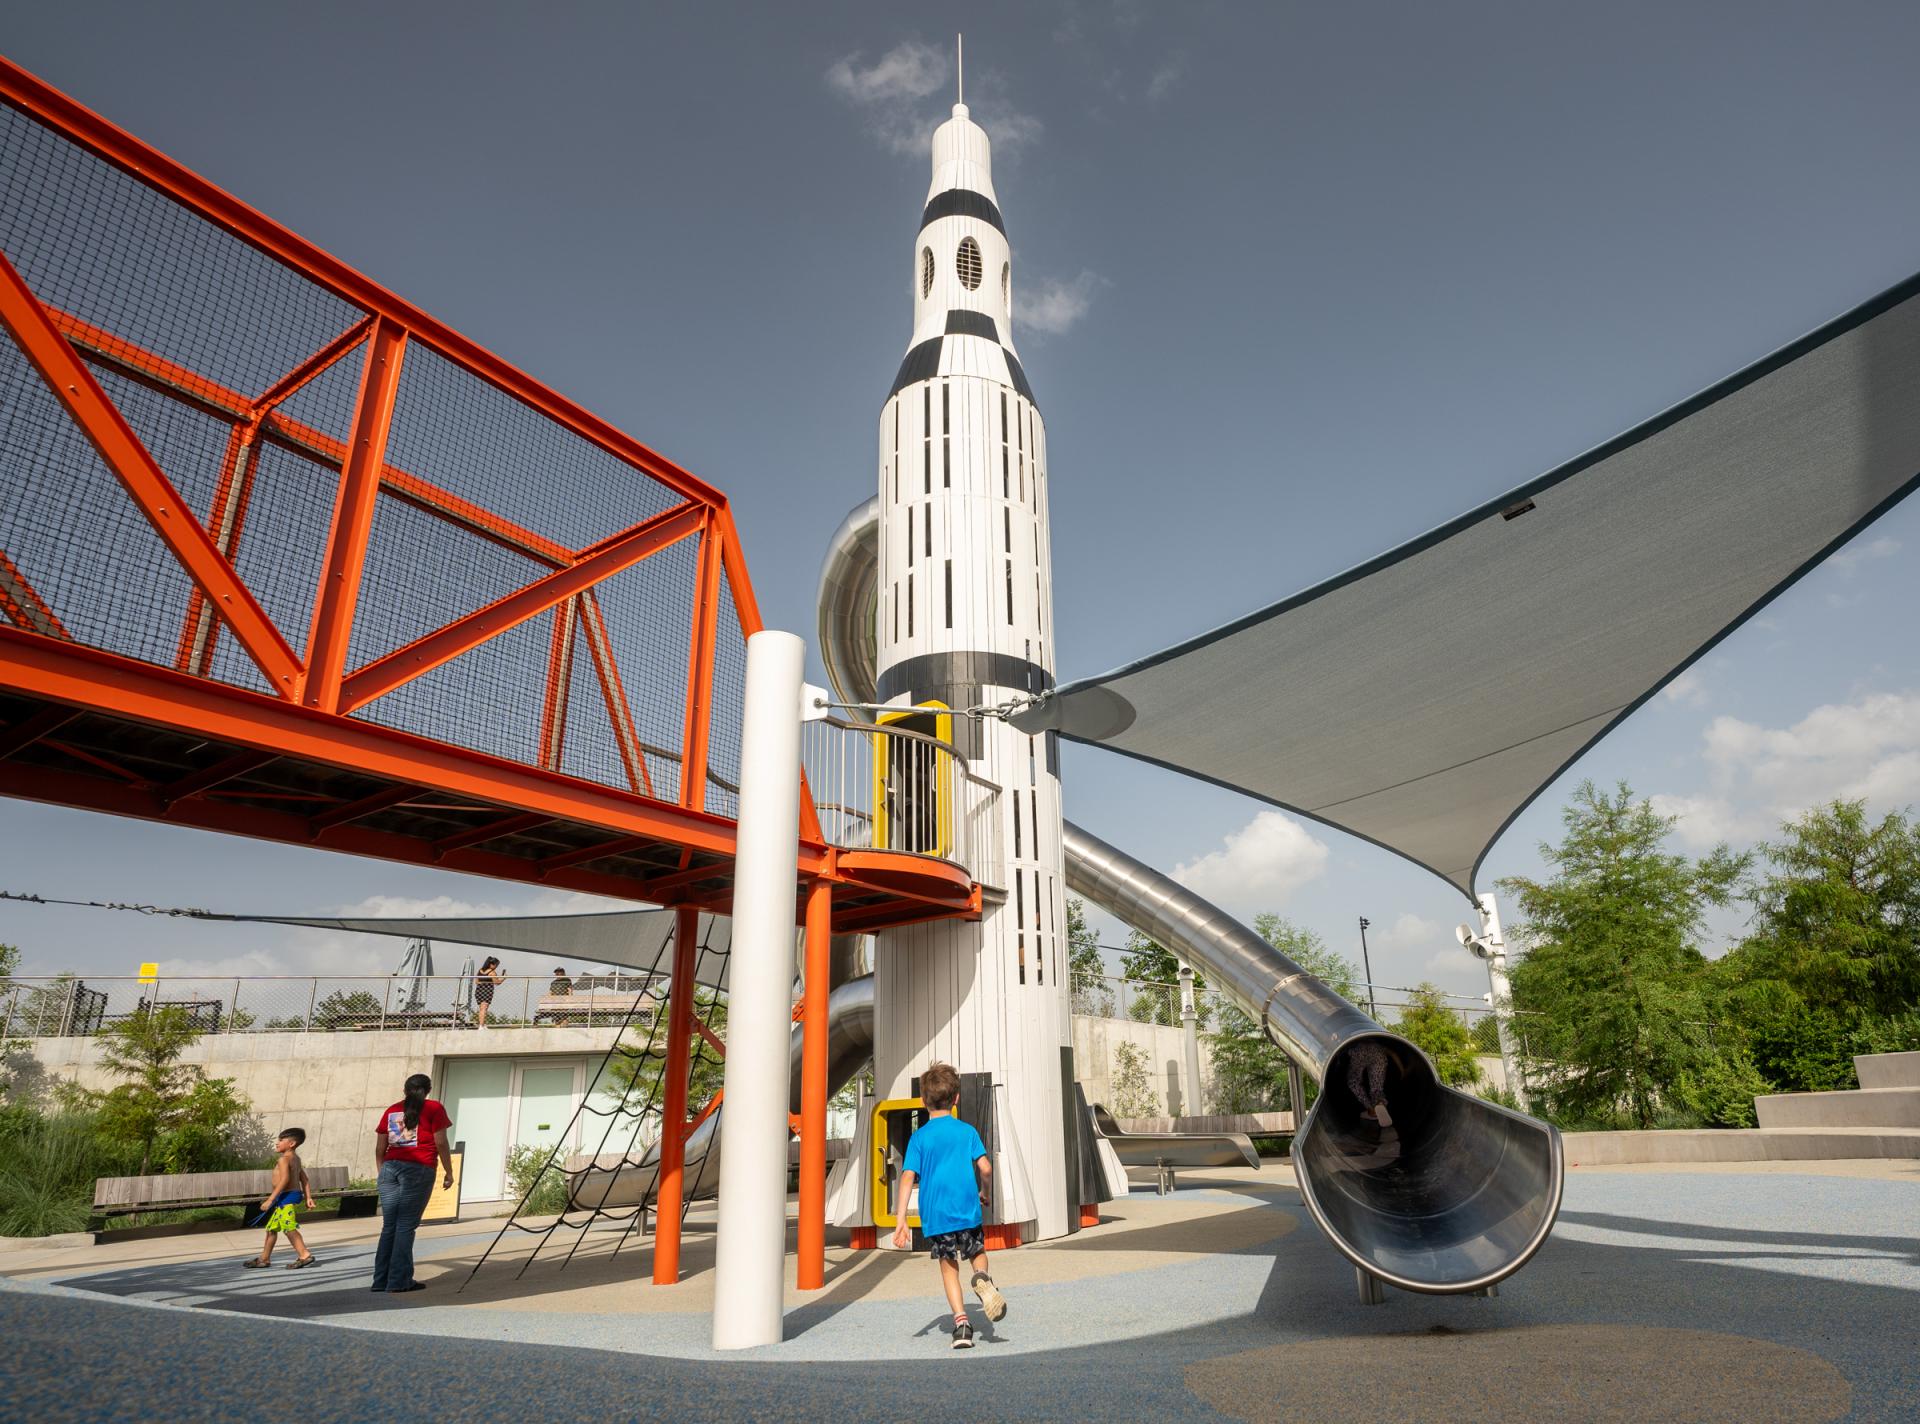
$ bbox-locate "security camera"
[1456,923,1490,960]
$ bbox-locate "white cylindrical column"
[1477,892,1524,1105]
[1179,961,1202,1118]
[711,629,805,1351]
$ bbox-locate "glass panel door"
[440,1058,513,1201]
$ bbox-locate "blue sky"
[3,3,1918,1009]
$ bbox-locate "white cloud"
[1647,792,1756,851]
[1172,811,1328,909]
[1691,690,1920,834]
[1146,53,1187,101]
[1661,668,1709,706]
[826,42,947,107]
[1830,535,1900,572]
[826,42,1041,158]
[1021,270,1105,336]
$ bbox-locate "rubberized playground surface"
[2,1161,1916,1422]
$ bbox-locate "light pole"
[1357,916,1377,1020]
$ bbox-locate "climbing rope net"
[458,930,732,1288]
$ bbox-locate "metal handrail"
[0,973,661,1039]
[800,715,1002,888]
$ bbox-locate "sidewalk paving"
[2,1160,1916,1421]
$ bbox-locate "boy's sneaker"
[971,1270,1007,1322]
[951,1317,975,1350]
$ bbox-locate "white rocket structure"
[871,95,1074,1241]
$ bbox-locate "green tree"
[1499,780,1744,1129]
[1119,931,1189,1026]
[1066,898,1114,1017]
[69,1005,251,1176]
[598,988,728,1115]
[311,990,383,1029]
[1395,983,1480,1087]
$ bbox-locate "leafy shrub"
[0,1111,140,1236]
[1678,1045,1772,1128]
[504,1142,572,1217]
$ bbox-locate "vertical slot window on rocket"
[921,246,934,298]
[942,382,951,487]
[1001,392,1010,498]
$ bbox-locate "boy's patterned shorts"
[926,1226,984,1262]
[264,1204,300,1234]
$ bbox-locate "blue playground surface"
[2,1164,1915,1422]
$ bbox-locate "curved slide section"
[568,975,875,1210]
[821,495,1563,1294]
[1066,822,1562,1294]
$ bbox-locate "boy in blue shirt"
[890,1062,1009,1349]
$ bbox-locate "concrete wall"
[1073,1016,1217,1117]
[23,1025,623,1179]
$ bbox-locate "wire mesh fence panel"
[0,974,675,1037]
[705,566,748,820]
[1,88,740,820]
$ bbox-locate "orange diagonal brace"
[538,598,578,772]
[0,549,70,641]
[687,1090,723,1135]
[678,515,721,811]
[692,1016,726,1057]
[301,317,406,711]
[0,250,302,695]
[338,502,705,715]
[252,315,374,413]
[579,590,654,797]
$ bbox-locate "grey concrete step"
[1562,1126,1920,1166]
[1755,1086,1920,1130]
[1857,1051,1920,1090]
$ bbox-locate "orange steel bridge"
[0,56,974,1291]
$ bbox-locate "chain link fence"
[0,973,663,1037]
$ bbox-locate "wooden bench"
[91,1165,378,1228]
[532,990,659,1026]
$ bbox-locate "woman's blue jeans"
[372,1160,435,1291]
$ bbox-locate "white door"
[509,1060,585,1162]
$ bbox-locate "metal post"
[1286,1059,1306,1132]
[230,978,240,1035]
[654,904,700,1285]
[303,978,317,1032]
[712,630,804,1351]
[1477,892,1524,1104]
[1358,916,1377,1020]
[798,876,833,1290]
[1178,961,1202,1118]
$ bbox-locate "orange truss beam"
[338,502,704,714]
[0,250,302,695]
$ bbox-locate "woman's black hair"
[402,1072,431,1131]
[479,956,500,972]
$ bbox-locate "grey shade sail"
[254,910,736,992]
[1012,270,1920,898]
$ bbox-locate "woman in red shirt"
[371,1072,453,1293]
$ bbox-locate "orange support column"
[797,876,833,1290]
[653,903,700,1284]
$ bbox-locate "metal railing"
[0,973,662,1038]
[801,715,1001,888]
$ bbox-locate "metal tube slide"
[1065,822,1563,1294]
[818,495,1563,1294]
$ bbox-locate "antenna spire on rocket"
[957,33,964,106]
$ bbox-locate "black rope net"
[459,931,731,1290]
